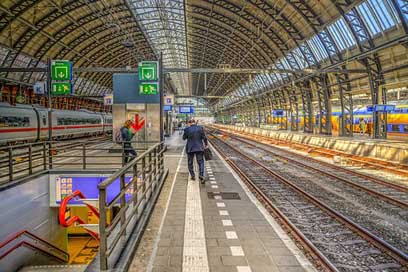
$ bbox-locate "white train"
[0,103,112,144]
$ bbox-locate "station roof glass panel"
[129,0,190,95]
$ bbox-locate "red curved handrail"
[58,190,100,240]
[0,230,69,263]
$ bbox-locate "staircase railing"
[98,141,167,270]
[59,190,100,240]
[0,230,69,264]
[0,140,157,186]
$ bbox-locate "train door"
[38,109,49,140]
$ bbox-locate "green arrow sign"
[139,82,158,95]
[51,60,72,81]
[138,61,158,81]
[51,82,72,95]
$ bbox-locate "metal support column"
[261,97,267,126]
[298,81,313,133]
[360,56,387,138]
[267,94,273,124]
[336,71,353,137]
[255,99,261,127]
[288,87,299,131]
[313,75,332,135]
[280,89,288,130]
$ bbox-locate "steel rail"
[209,134,408,267]
[235,131,408,192]
[219,130,408,208]
[210,140,338,272]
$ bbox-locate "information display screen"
[163,105,172,111]
[179,106,194,114]
[51,175,134,206]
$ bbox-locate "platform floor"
[134,132,314,272]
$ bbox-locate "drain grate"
[207,192,240,200]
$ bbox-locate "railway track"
[209,131,408,255]
[209,133,408,272]
[212,125,408,177]
[215,130,408,208]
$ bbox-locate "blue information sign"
[273,110,284,116]
[179,106,194,114]
[164,105,172,111]
[374,104,395,112]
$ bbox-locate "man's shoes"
[191,176,196,181]
[199,176,205,184]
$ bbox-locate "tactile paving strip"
[182,177,209,271]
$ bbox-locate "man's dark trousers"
[187,151,204,179]
[124,143,137,163]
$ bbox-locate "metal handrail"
[0,140,157,186]
[58,190,100,240]
[98,141,166,270]
[0,230,69,263]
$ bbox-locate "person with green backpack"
[119,120,137,164]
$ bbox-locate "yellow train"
[264,104,408,139]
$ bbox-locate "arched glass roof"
[0,0,406,106]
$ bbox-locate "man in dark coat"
[183,120,208,183]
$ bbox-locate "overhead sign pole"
[159,53,164,141]
[138,58,162,141]
[47,59,52,141]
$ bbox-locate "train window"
[391,125,400,132]
[0,116,30,127]
[42,115,47,126]
[57,117,101,126]
[404,125,408,133]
